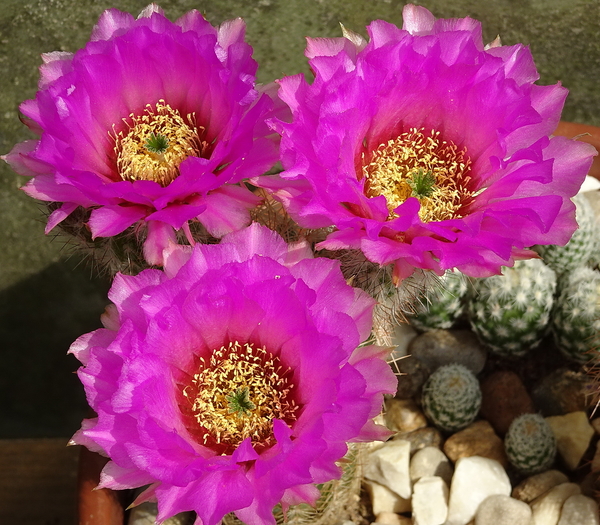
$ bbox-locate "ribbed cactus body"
[552,266,600,363]
[421,364,481,432]
[408,270,468,331]
[467,259,556,357]
[505,414,556,474]
[535,193,598,274]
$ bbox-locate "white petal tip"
[138,3,164,19]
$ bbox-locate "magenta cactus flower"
[266,4,596,281]
[3,5,280,265]
[69,223,394,525]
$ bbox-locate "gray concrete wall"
[0,0,598,437]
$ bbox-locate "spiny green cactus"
[336,257,440,347]
[421,364,482,432]
[467,259,556,357]
[505,414,556,474]
[535,193,599,274]
[407,270,468,331]
[552,266,600,363]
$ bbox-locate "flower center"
[362,128,474,222]
[182,341,299,453]
[113,100,208,186]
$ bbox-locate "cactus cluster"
[402,192,598,362]
[552,266,600,363]
[504,414,556,474]
[407,270,468,331]
[421,364,482,432]
[467,259,556,357]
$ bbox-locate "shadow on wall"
[0,258,110,438]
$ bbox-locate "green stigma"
[408,168,437,199]
[145,132,169,154]
[226,387,256,415]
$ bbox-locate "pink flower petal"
[88,205,147,238]
[199,185,261,237]
[402,4,436,34]
[90,8,135,41]
[45,202,78,233]
[143,220,177,267]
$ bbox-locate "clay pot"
[76,447,124,525]
[554,121,600,180]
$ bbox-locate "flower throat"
[362,127,475,222]
[113,100,208,186]
[182,341,299,453]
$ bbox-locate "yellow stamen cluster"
[183,341,298,450]
[362,128,474,222]
[113,100,207,186]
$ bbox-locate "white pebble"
[410,446,453,485]
[364,439,412,499]
[530,483,581,525]
[364,480,412,515]
[445,456,511,525]
[557,494,599,525]
[412,476,449,525]
[475,494,532,525]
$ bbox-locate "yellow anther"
[113,100,207,186]
[185,341,299,451]
[362,128,475,222]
